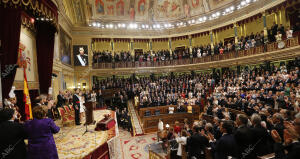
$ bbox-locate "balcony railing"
[93,35,300,69]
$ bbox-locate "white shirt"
[158,121,164,131]
[286,30,293,39]
[176,136,187,156]
[169,107,174,114]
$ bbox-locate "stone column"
[234,23,238,43]
[262,11,268,41]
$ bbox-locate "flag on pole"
[24,68,32,120]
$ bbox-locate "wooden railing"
[93,36,300,69]
[139,104,200,120]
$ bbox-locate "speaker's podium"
[84,101,96,125]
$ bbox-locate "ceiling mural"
[85,0,237,22]
[209,0,235,10]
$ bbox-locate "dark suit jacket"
[187,133,209,157]
[72,94,80,110]
[274,141,300,159]
[211,134,238,159]
[234,125,256,159]
[0,121,27,159]
[251,125,272,156]
[56,94,65,107]
[74,54,88,66]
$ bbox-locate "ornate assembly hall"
[1,0,300,159]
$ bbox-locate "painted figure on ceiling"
[203,0,210,12]
[148,0,154,21]
[116,0,125,16]
[129,7,135,20]
[129,0,135,20]
[138,0,146,15]
[183,0,190,17]
[191,0,200,8]
[107,5,114,15]
[95,0,104,14]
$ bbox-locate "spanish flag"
[24,68,32,120]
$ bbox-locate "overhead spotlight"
[241,1,246,6]
[128,23,137,29]
[216,12,220,16]
[191,19,195,23]
[246,0,251,3]
[92,22,96,27]
[199,17,203,21]
[225,8,230,12]
[230,6,235,11]
[118,23,121,27]
[203,16,207,21]
[145,24,149,28]
[97,22,101,27]
[88,24,92,26]
[41,18,44,21]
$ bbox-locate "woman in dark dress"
[24,106,60,159]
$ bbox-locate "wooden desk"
[142,113,194,133]
[139,105,200,120]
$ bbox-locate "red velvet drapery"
[0,7,22,98]
[35,21,56,94]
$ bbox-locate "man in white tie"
[75,47,88,66]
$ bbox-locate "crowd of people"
[1,54,300,159]
[92,23,299,66]
[91,57,300,158]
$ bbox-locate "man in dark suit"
[272,113,300,159]
[73,88,81,125]
[187,126,209,159]
[0,108,27,159]
[234,114,256,159]
[56,90,65,108]
[210,120,238,159]
[74,47,88,66]
[250,113,272,156]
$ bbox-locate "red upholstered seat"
[58,107,74,126]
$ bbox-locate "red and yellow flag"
[23,68,32,120]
